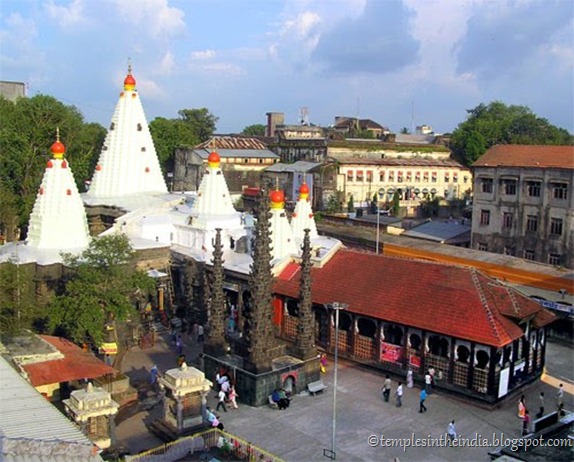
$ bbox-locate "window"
[388,171,395,181]
[526,181,541,197]
[431,172,437,183]
[526,215,538,233]
[415,171,421,181]
[550,218,563,236]
[379,171,385,182]
[552,182,568,200]
[502,212,513,228]
[356,170,364,182]
[524,249,535,261]
[406,171,412,181]
[464,176,469,184]
[366,171,373,183]
[480,210,490,225]
[347,171,354,182]
[444,173,450,183]
[502,179,517,195]
[478,243,488,251]
[141,147,146,152]
[110,122,115,131]
[397,171,403,183]
[548,254,561,266]
[481,178,493,193]
[453,173,458,183]
[423,172,429,182]
[137,123,142,131]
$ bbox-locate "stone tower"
[244,186,277,373]
[296,229,316,360]
[205,228,227,356]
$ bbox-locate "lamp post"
[375,188,385,255]
[324,302,348,460]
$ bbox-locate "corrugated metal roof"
[403,221,471,242]
[196,136,269,150]
[0,356,101,460]
[264,161,321,173]
[193,148,278,159]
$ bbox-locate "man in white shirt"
[395,382,404,407]
[447,420,456,443]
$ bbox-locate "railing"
[126,427,284,462]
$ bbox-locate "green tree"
[347,194,355,212]
[450,101,573,166]
[149,117,197,175]
[178,108,218,142]
[241,124,266,136]
[0,258,39,337]
[149,108,219,177]
[0,95,105,237]
[48,234,155,346]
[400,127,410,134]
[390,191,400,217]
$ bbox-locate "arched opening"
[456,345,470,363]
[357,318,376,337]
[476,350,489,369]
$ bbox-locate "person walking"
[419,388,427,413]
[522,409,531,436]
[320,353,327,374]
[228,385,239,409]
[395,382,403,407]
[556,383,564,410]
[537,392,545,418]
[216,389,228,413]
[447,420,456,443]
[198,324,204,343]
[176,335,183,355]
[382,375,391,402]
[518,394,526,419]
[425,371,432,395]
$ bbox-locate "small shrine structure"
[159,362,212,435]
[63,382,119,450]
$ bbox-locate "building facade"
[472,145,574,269]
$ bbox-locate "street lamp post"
[324,302,348,460]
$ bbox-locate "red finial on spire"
[124,61,136,90]
[50,127,65,159]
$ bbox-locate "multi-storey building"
[471,145,574,269]
[334,157,471,210]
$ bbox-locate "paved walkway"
[115,333,573,461]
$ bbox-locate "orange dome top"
[124,64,136,91]
[270,189,285,209]
[208,151,221,167]
[51,129,65,159]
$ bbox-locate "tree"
[347,194,355,212]
[178,108,218,142]
[0,258,39,337]
[450,101,573,166]
[241,124,266,137]
[400,127,410,134]
[149,117,197,175]
[48,234,155,346]
[390,191,400,217]
[149,108,219,178]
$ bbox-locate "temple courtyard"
[115,329,573,461]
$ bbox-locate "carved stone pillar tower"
[245,186,277,373]
[296,229,316,360]
[205,228,227,356]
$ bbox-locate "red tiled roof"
[473,145,574,169]
[274,250,554,347]
[22,336,118,387]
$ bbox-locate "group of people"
[518,383,565,436]
[215,370,239,412]
[271,388,291,410]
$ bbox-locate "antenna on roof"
[299,107,309,126]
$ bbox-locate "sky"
[1,0,573,135]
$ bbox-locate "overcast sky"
[1,0,573,135]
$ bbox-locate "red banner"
[380,341,403,363]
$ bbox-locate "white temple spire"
[269,186,297,261]
[86,65,168,199]
[291,181,318,244]
[26,132,91,250]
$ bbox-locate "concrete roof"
[264,161,322,173]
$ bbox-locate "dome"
[269,189,285,205]
[208,151,220,167]
[124,67,136,91]
[299,183,310,195]
[50,140,66,159]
